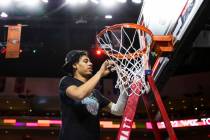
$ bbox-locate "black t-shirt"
[59,76,110,140]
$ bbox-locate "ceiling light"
[42,0,48,3]
[25,0,40,7]
[90,0,99,4]
[0,12,8,18]
[105,15,112,19]
[0,0,12,7]
[75,17,87,24]
[101,0,116,8]
[117,0,127,3]
[33,50,37,53]
[132,0,142,4]
[79,0,88,4]
[66,0,77,5]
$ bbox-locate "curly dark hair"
[62,50,88,75]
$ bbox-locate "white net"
[97,24,153,96]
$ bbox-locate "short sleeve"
[59,76,79,96]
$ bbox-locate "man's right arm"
[65,72,102,101]
[65,60,114,101]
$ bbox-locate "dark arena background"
[0,0,210,140]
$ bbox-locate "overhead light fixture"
[66,0,89,6]
[66,0,77,5]
[24,0,40,7]
[90,0,99,4]
[79,0,88,4]
[101,0,116,8]
[75,17,87,24]
[0,0,12,7]
[132,0,142,4]
[117,0,127,3]
[0,12,8,18]
[42,0,48,3]
[66,0,88,5]
[105,15,112,19]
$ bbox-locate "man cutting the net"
[59,50,128,140]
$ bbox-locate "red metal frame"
[116,83,141,139]
[142,94,162,140]
[116,76,178,140]
[147,76,177,140]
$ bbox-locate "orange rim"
[97,23,153,59]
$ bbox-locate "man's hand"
[98,60,115,77]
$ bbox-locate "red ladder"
[116,75,177,140]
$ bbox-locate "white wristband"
[111,92,128,116]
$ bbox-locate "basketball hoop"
[97,23,178,140]
[96,23,154,96]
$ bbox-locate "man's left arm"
[104,92,128,116]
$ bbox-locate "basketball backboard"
[137,0,204,81]
[96,1,207,139]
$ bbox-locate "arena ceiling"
[0,0,209,78]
